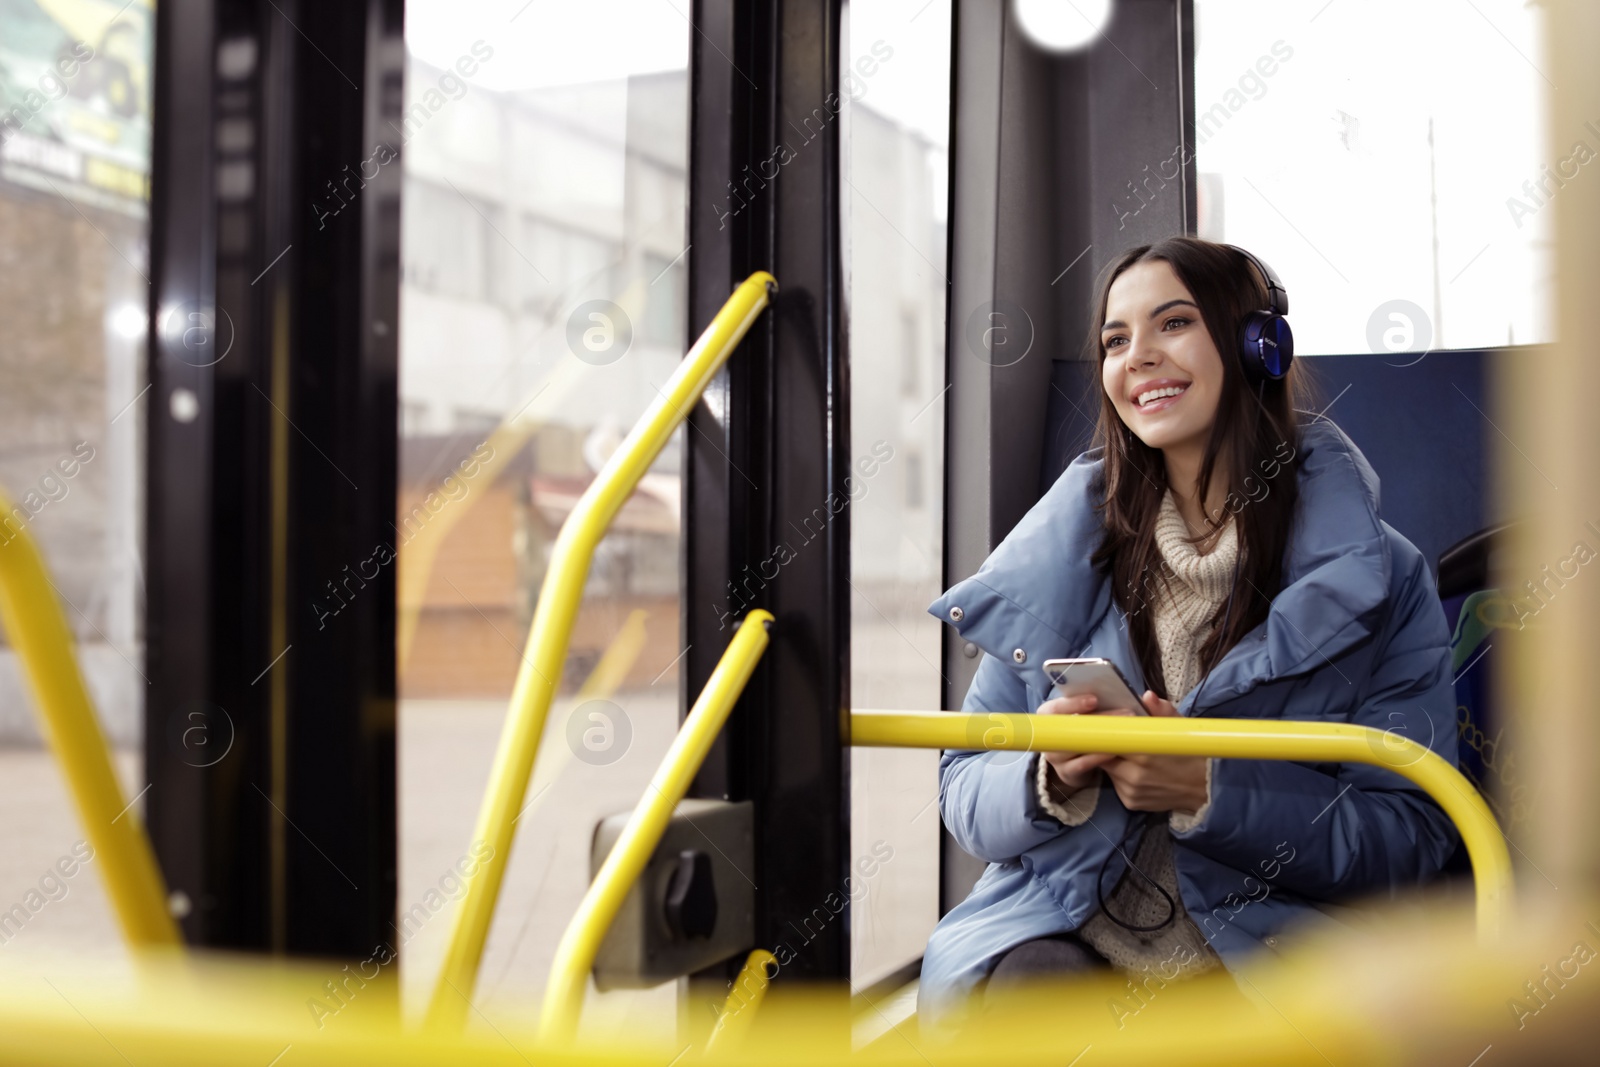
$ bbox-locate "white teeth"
[1137,384,1188,407]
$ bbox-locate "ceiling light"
[1013,0,1113,53]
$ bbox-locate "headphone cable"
[1093,810,1177,933]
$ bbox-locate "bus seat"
[1435,523,1519,877]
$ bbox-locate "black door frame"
[145,0,402,956]
[683,0,853,986]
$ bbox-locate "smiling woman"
[1091,237,1315,681]
[919,235,1464,1032]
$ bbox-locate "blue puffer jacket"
[918,418,1461,1029]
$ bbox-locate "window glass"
[1193,0,1549,355]
[845,0,951,988]
[0,0,153,965]
[641,253,686,348]
[401,177,494,301]
[399,0,689,1034]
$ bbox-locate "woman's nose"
[1125,335,1159,368]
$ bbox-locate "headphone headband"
[1228,244,1289,317]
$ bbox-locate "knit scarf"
[1149,488,1241,702]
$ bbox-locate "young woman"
[917,237,1461,1031]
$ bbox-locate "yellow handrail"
[850,710,1513,939]
[427,271,778,1028]
[0,490,180,949]
[538,610,773,1043]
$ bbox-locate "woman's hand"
[1098,691,1209,814]
[1039,690,1210,814]
[1036,692,1135,794]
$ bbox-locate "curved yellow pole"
[538,610,773,1043]
[515,610,654,831]
[428,272,777,1028]
[0,490,180,949]
[849,710,1512,939]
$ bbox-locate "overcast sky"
[405,0,1551,352]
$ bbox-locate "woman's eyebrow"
[1101,298,1200,332]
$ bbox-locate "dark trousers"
[984,932,1110,1005]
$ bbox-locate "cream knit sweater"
[1034,488,1238,976]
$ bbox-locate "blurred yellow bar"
[2,897,1598,1065]
[0,490,180,949]
[427,272,778,1029]
[539,611,773,1043]
[1501,0,1600,893]
[849,710,1512,938]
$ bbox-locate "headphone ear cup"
[1238,312,1294,382]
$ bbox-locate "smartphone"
[1040,657,1148,715]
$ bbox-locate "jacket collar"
[928,419,1393,713]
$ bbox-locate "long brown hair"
[1085,237,1322,701]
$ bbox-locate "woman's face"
[1100,259,1226,458]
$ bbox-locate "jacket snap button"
[963,641,979,658]
[1012,648,1027,664]
[949,606,964,622]
[1264,936,1278,947]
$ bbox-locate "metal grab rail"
[538,611,774,1043]
[427,271,778,1028]
[850,710,1513,938]
[0,490,181,949]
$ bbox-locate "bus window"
[0,0,153,968]
[397,0,689,1036]
[1193,0,1550,355]
[844,0,952,990]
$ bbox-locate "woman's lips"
[1136,387,1187,414]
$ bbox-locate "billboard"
[0,0,153,218]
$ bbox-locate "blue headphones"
[1228,245,1294,383]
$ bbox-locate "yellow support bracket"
[704,948,778,1053]
[849,710,1513,939]
[0,490,180,949]
[538,610,773,1043]
[427,271,778,1028]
